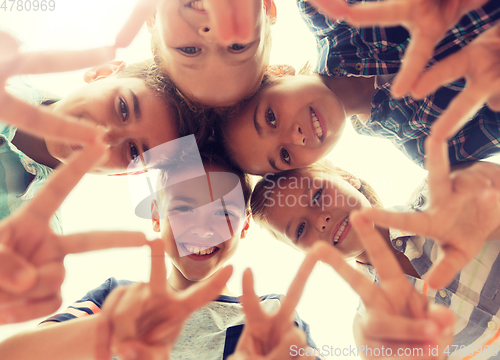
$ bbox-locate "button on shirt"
[298,0,500,168]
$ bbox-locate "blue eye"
[119,99,128,121]
[216,209,235,217]
[129,142,139,162]
[312,187,323,205]
[296,223,305,240]
[178,47,201,55]
[266,109,276,127]
[228,43,247,52]
[281,148,290,165]
[173,206,193,213]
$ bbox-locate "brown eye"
[281,148,290,165]
[228,43,247,52]
[266,109,276,127]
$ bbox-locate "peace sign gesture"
[0,0,158,144]
[0,142,147,324]
[360,135,500,289]
[96,239,233,360]
[315,220,454,360]
[306,0,490,98]
[229,251,323,359]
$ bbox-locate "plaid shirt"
[358,180,500,360]
[0,79,62,233]
[298,0,500,167]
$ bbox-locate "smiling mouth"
[183,243,219,256]
[332,216,349,245]
[310,108,324,142]
[187,0,205,11]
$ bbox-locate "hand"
[412,23,500,140]
[0,142,147,324]
[360,135,500,289]
[96,240,233,360]
[306,0,489,97]
[0,0,158,144]
[313,221,454,360]
[230,252,321,359]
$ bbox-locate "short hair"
[117,59,214,148]
[251,159,383,229]
[156,141,252,215]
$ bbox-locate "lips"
[182,243,220,261]
[71,144,83,152]
[331,216,350,246]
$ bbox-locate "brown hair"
[251,159,383,228]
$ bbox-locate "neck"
[11,130,60,169]
[168,266,235,296]
[318,74,375,122]
[357,227,420,278]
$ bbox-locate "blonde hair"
[251,159,383,229]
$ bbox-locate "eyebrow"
[130,90,141,120]
[170,196,197,204]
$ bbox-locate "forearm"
[0,315,100,360]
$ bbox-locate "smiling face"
[152,164,249,290]
[45,71,178,174]
[151,0,273,106]
[224,75,346,175]
[259,169,371,260]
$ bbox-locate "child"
[249,136,500,357]
[0,140,318,359]
[147,0,277,107]
[215,0,500,175]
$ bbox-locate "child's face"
[153,165,248,286]
[224,76,346,175]
[153,0,271,106]
[263,169,371,260]
[46,75,178,175]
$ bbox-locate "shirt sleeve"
[40,278,133,324]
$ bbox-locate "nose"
[198,25,213,39]
[288,124,306,146]
[191,218,214,238]
[313,213,331,232]
[101,127,126,147]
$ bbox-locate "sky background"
[1,0,499,358]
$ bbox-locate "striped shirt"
[359,180,500,360]
[1,79,62,233]
[298,0,500,167]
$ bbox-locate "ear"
[83,60,126,83]
[151,200,161,233]
[240,214,252,239]
[263,0,277,24]
[267,64,295,77]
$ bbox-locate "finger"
[60,231,147,256]
[429,84,490,140]
[305,0,352,20]
[112,283,148,342]
[279,248,320,321]
[115,0,158,48]
[16,48,116,75]
[350,212,405,281]
[424,135,452,205]
[0,246,37,294]
[0,93,100,144]
[361,311,438,342]
[180,265,233,313]
[412,50,470,99]
[360,208,434,236]
[426,247,471,289]
[24,141,107,222]
[117,341,168,360]
[392,32,438,98]
[314,241,380,305]
[0,293,61,324]
[427,303,455,334]
[268,327,310,360]
[240,268,265,320]
[344,1,410,27]
[148,239,166,295]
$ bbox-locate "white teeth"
[333,217,349,244]
[310,108,323,139]
[189,1,205,10]
[184,244,217,256]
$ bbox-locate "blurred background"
[1,1,497,358]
